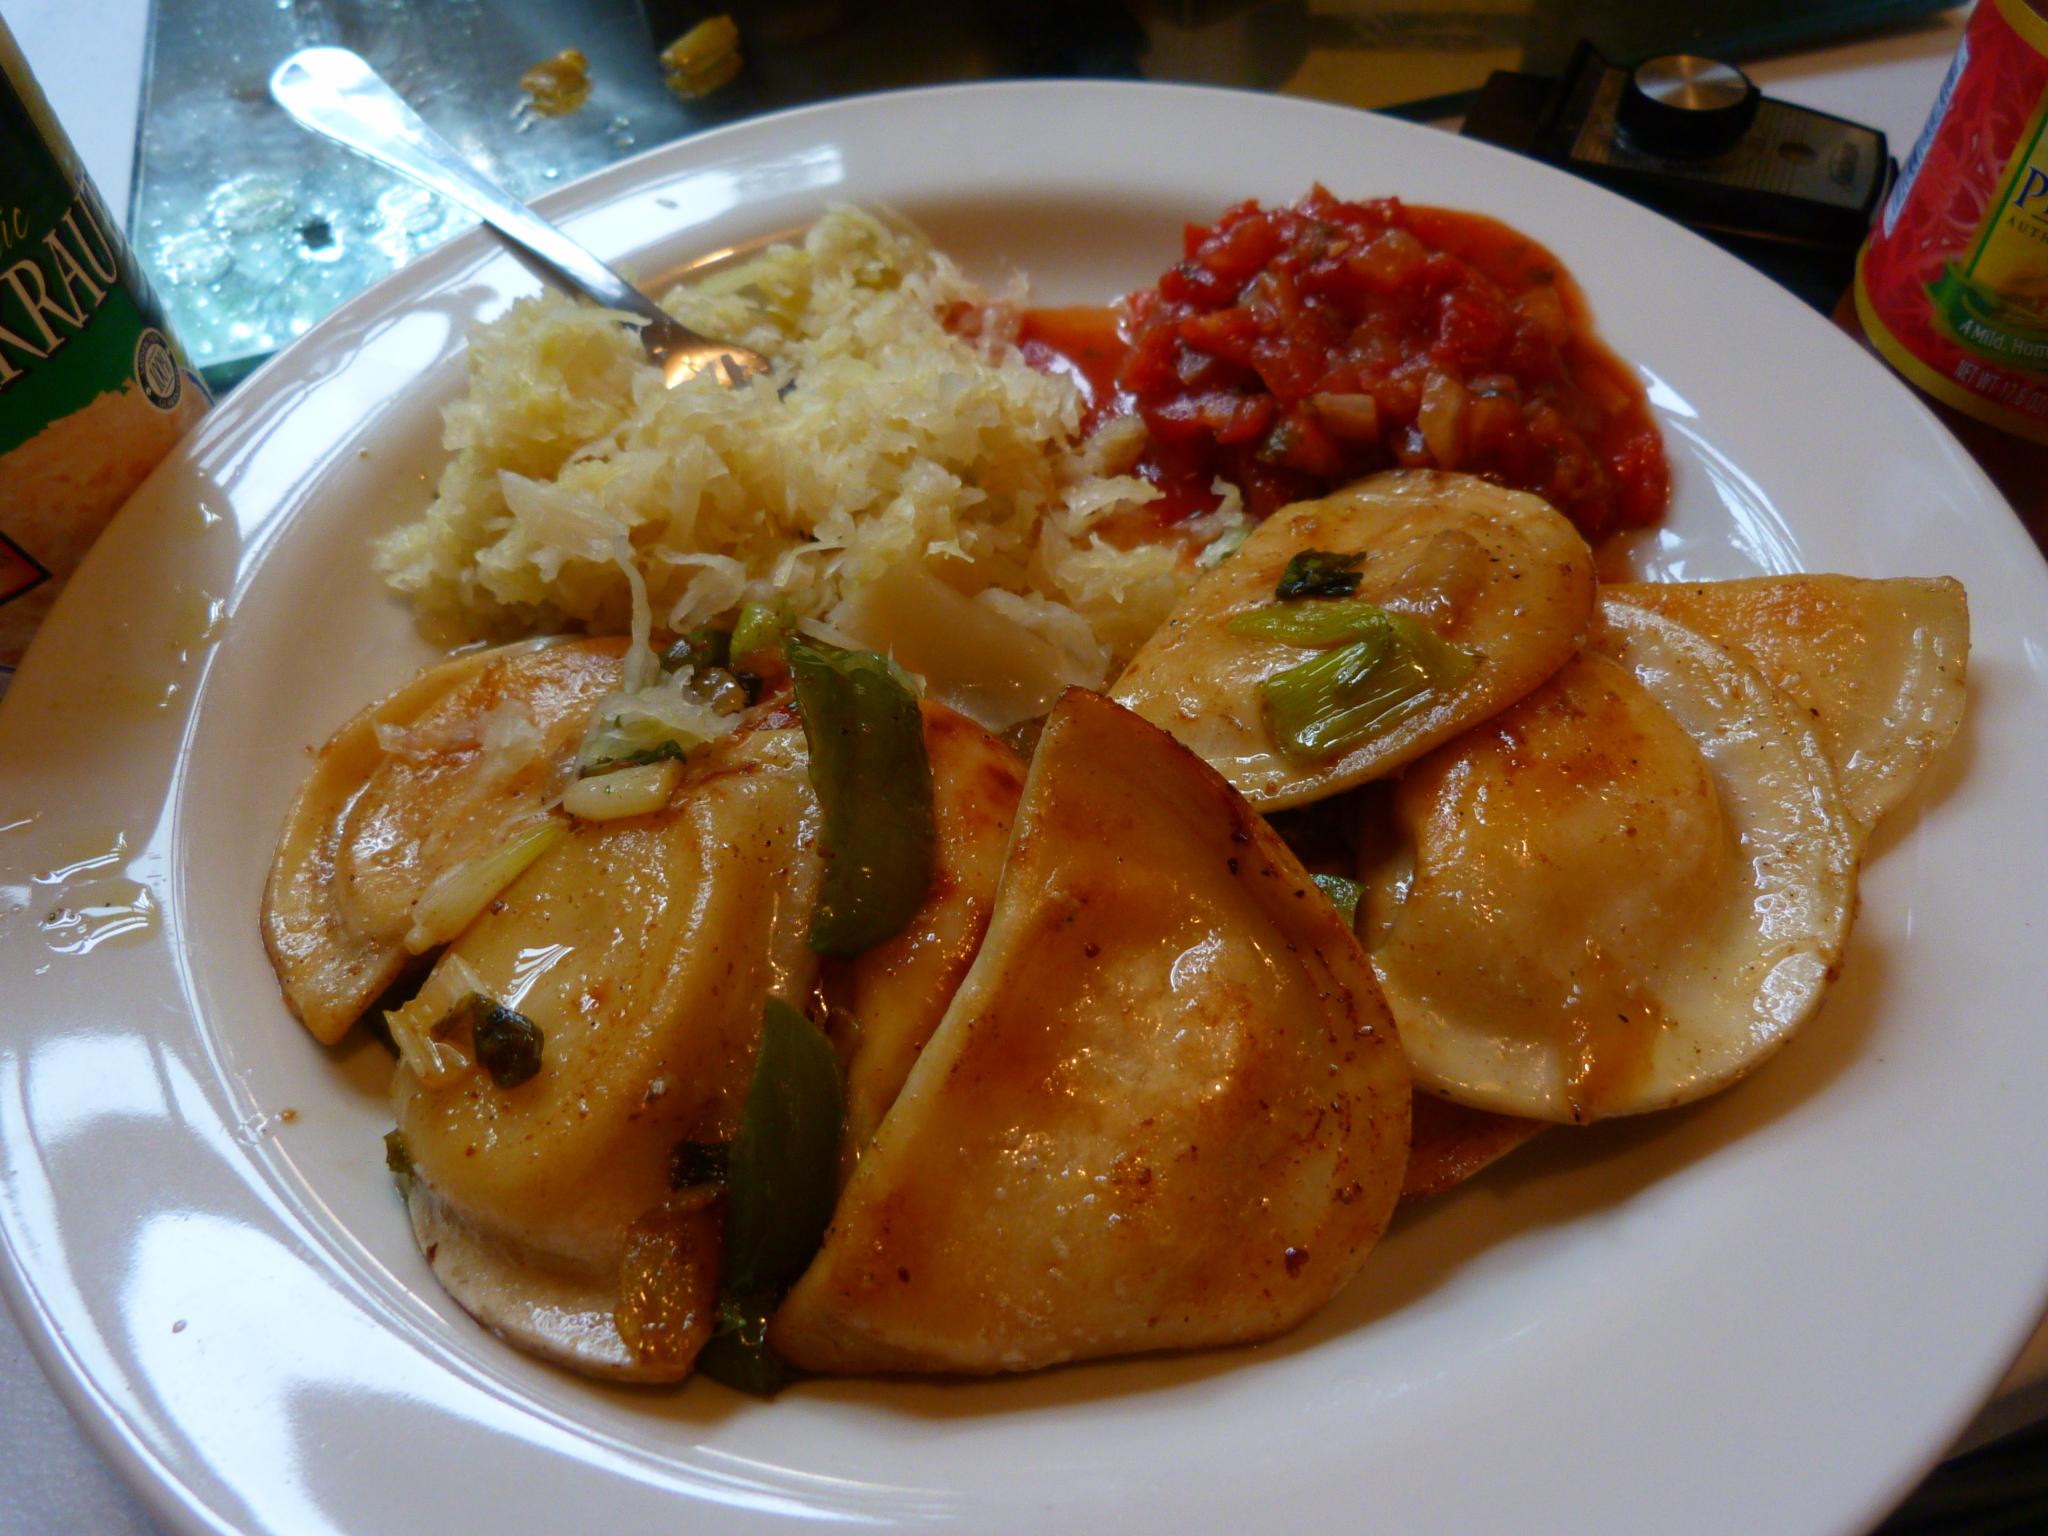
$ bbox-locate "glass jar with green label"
[0,19,208,691]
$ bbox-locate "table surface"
[3,4,2044,1534]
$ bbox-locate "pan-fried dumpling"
[1112,469,1594,810]
[397,723,822,1380]
[1361,601,1857,1124]
[771,689,1410,1375]
[263,637,626,1042]
[1607,576,1967,838]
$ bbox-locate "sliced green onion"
[1261,609,1478,763]
[1266,638,1431,761]
[1275,549,1365,600]
[385,1019,466,1088]
[787,636,936,957]
[662,626,732,674]
[1196,523,1251,569]
[1231,596,1410,647]
[696,998,843,1396]
[731,600,795,664]
[1311,873,1364,925]
[562,757,682,820]
[576,710,713,776]
[696,1300,792,1395]
[403,819,565,954]
[579,738,687,776]
[384,953,488,1085]
[723,999,843,1293]
[383,1129,414,1198]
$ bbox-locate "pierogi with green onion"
[266,413,1967,1386]
[1111,469,1596,810]
[264,637,627,1044]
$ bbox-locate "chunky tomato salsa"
[1022,187,1669,539]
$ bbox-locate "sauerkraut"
[376,208,1241,681]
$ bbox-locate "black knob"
[1617,55,1760,158]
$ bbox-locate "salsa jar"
[1854,0,2048,444]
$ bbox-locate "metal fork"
[269,46,773,390]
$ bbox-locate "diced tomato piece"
[1143,390,1276,447]
[1179,308,1260,365]
[1433,282,1513,370]
[1195,214,1287,287]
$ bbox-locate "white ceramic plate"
[3,82,2047,1536]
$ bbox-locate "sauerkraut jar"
[1855,0,2048,444]
[0,20,207,692]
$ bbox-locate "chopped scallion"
[403,818,565,954]
[384,954,485,1087]
[696,1299,793,1395]
[1275,549,1366,600]
[563,757,683,820]
[1230,596,1420,647]
[1261,608,1476,763]
[575,714,704,777]
[383,1129,414,1198]
[577,737,686,777]
[1196,524,1251,569]
[1311,873,1364,925]
[731,600,795,664]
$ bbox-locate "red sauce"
[1022,188,1669,539]
[1019,307,1231,524]
[1019,306,1131,433]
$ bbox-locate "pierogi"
[267,452,1966,1384]
[1610,576,1968,841]
[1113,469,1596,810]
[264,637,627,1043]
[1362,600,1860,1123]
[773,689,1410,1374]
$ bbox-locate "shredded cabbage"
[376,207,1202,672]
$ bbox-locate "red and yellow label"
[1856,0,2048,442]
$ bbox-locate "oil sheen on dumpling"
[1361,601,1857,1124]
[1112,469,1594,810]
[264,637,626,1042]
[398,722,822,1380]
[1608,576,1967,839]
[771,689,1411,1376]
